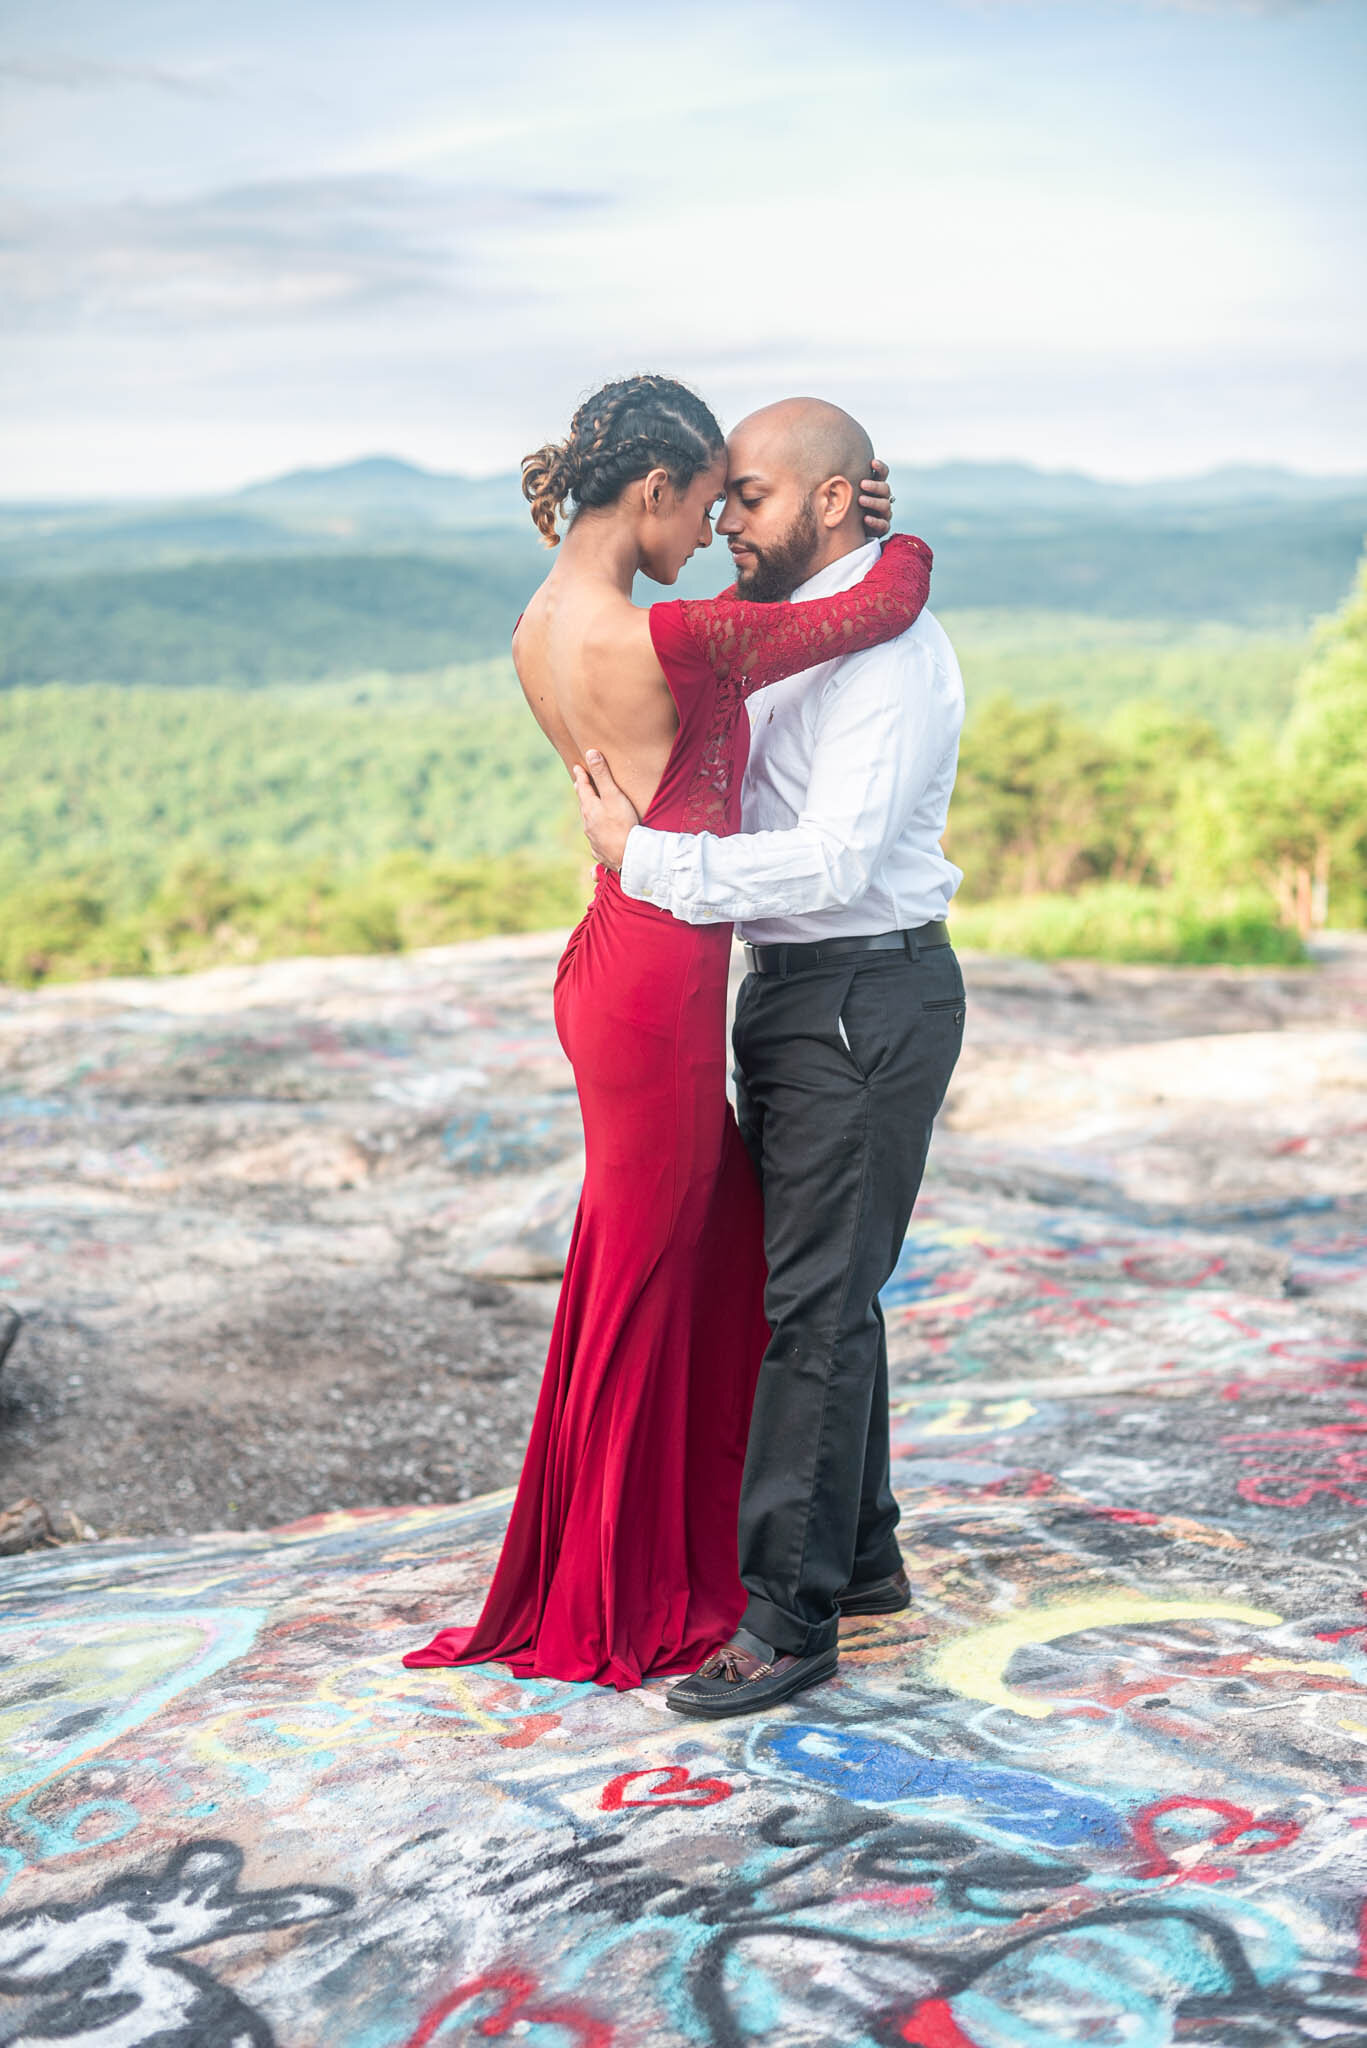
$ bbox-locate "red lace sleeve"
[674,533,932,698]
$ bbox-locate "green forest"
[2,558,1364,988]
[0,552,537,690]
[1,458,1364,987]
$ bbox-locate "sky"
[1,0,1364,498]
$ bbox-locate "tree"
[1279,553,1367,931]
[948,696,1124,898]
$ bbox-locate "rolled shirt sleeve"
[620,635,944,928]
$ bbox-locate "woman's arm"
[674,533,932,698]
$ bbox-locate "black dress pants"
[732,941,965,1657]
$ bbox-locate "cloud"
[956,0,1341,13]
[0,53,227,98]
[0,174,612,329]
[1144,2,1340,12]
[968,0,1340,9]
[0,0,1359,493]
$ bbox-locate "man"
[573,397,965,1718]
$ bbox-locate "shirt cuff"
[619,824,668,904]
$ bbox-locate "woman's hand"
[859,457,895,538]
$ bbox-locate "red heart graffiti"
[1132,1795,1301,1881]
[600,1765,733,1811]
[899,1996,983,2047]
[403,1966,613,2047]
[497,1713,561,1751]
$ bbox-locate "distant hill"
[4,454,1365,581]
[0,455,1363,686]
[0,465,535,579]
[237,454,526,525]
[236,452,1367,514]
[900,459,1367,512]
[1,506,1359,692]
[0,553,536,690]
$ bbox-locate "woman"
[404,375,931,1688]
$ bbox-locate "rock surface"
[2,935,1364,1541]
[1,933,1366,2045]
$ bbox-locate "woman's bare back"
[512,571,680,821]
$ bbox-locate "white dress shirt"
[620,538,965,942]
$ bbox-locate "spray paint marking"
[929,1593,1283,1719]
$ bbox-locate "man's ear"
[815,474,855,529]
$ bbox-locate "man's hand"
[859,456,895,537]
[572,749,641,872]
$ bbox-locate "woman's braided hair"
[522,374,724,546]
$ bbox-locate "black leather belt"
[744,922,951,976]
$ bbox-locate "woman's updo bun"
[521,374,723,546]
[521,441,579,545]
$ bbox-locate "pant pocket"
[836,968,893,1082]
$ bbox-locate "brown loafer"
[665,1626,838,1720]
[837,1565,911,1616]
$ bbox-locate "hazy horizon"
[6,446,1367,511]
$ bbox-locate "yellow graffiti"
[1156,1516,1245,1553]
[0,1624,211,1771]
[1246,1655,1355,1680]
[442,1672,509,1736]
[917,1397,1037,1438]
[271,1495,516,1548]
[931,1592,1283,1720]
[187,1655,512,1771]
[901,1286,978,1316]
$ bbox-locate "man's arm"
[575,639,947,926]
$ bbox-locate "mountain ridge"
[2,452,1362,628]
[232,451,1367,512]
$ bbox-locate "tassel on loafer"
[665,1626,838,1720]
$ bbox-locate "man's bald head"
[731,398,874,497]
[718,397,878,599]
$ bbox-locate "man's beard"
[731,499,820,602]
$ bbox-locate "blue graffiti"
[0,1094,71,1119]
[441,1099,574,1174]
[760,1724,1128,1850]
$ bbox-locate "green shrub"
[950,883,1307,965]
[0,852,589,988]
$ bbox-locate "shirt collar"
[791,537,882,606]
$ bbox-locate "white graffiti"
[0,1840,350,2048]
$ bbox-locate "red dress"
[403,535,933,1688]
